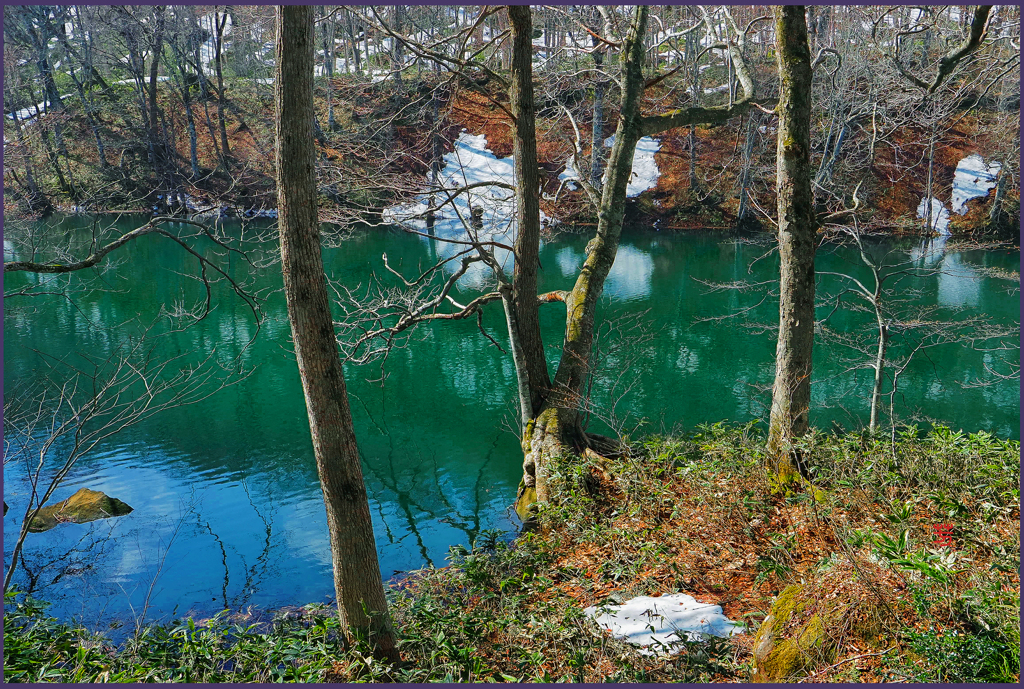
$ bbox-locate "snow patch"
[951,154,1001,214]
[626,137,662,197]
[571,136,661,198]
[559,158,581,191]
[917,197,950,235]
[584,594,743,656]
[384,132,543,289]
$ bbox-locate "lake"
[3,214,1019,628]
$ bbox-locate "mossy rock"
[751,584,836,682]
[28,488,133,533]
[514,480,537,522]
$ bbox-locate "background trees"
[4,1,1018,523]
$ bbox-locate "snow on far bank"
[917,154,1002,236]
[559,157,581,191]
[917,197,951,235]
[951,154,1001,214]
[627,137,662,197]
[566,135,661,198]
[584,594,742,656]
[383,131,539,289]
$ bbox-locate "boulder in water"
[28,488,133,533]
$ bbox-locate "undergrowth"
[4,424,1019,683]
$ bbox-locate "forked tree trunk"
[275,5,398,661]
[514,4,765,518]
[766,6,816,489]
[515,6,650,521]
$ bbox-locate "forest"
[3,4,1021,683]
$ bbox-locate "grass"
[4,423,1019,682]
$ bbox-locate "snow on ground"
[917,154,1001,235]
[384,131,534,289]
[567,135,661,198]
[385,129,662,290]
[559,157,581,191]
[584,594,742,656]
[951,154,1001,214]
[626,137,662,197]
[917,197,951,235]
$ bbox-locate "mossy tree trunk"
[275,5,398,661]
[766,6,816,489]
[514,5,766,519]
[515,5,649,519]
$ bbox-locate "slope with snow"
[383,131,532,289]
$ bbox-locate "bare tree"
[817,228,1019,432]
[3,332,241,593]
[765,6,816,488]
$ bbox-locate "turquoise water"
[3,215,1018,627]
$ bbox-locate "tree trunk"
[869,312,888,432]
[148,6,167,172]
[182,84,201,177]
[390,5,405,85]
[7,104,49,213]
[515,6,650,521]
[508,5,551,420]
[924,126,936,232]
[274,5,398,661]
[766,6,816,489]
[215,9,231,169]
[737,111,759,224]
[988,166,1007,225]
[590,47,605,188]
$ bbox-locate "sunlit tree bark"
[275,5,398,660]
[766,6,816,488]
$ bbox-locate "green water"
[3,215,1018,626]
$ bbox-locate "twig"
[796,646,896,682]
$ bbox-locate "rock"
[751,584,835,682]
[28,488,133,533]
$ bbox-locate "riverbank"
[5,424,1018,683]
[5,69,1018,238]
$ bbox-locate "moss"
[752,584,835,682]
[28,488,133,533]
[514,480,537,522]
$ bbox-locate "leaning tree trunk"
[766,6,816,489]
[275,5,398,661]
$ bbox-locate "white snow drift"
[584,593,743,656]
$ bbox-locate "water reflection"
[908,235,982,307]
[3,217,1018,630]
